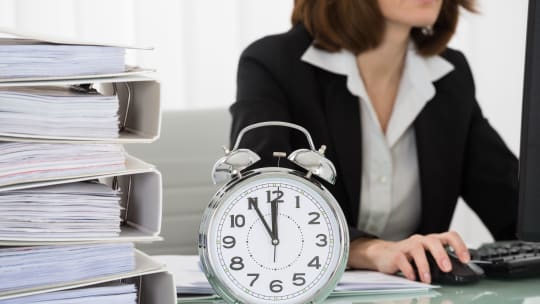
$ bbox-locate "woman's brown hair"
[291,0,475,56]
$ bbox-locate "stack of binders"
[0,30,176,304]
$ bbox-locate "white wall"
[0,0,528,246]
[0,0,293,110]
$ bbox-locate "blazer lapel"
[316,69,362,226]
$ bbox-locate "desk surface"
[178,277,540,304]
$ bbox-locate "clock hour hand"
[252,203,273,241]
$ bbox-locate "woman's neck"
[355,22,411,133]
[356,21,410,89]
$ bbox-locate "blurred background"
[0,0,527,251]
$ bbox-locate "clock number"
[269,280,283,293]
[230,256,244,271]
[222,236,236,249]
[247,273,259,287]
[315,234,327,247]
[295,196,300,208]
[308,212,321,224]
[292,273,306,286]
[247,197,258,210]
[266,189,284,204]
[308,256,321,269]
[230,214,245,228]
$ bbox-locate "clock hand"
[272,200,279,263]
[271,199,279,245]
[274,242,277,263]
[252,203,273,241]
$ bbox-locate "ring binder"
[123,175,133,225]
[113,175,134,225]
[68,83,99,94]
[113,82,133,131]
[0,76,161,143]
[120,276,143,304]
[137,276,142,304]
[0,167,163,245]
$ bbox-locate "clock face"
[204,174,346,303]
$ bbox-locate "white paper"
[0,142,126,187]
[153,255,211,294]
[0,86,119,139]
[0,243,135,293]
[334,270,436,292]
[0,39,125,79]
[0,283,137,304]
[0,181,122,239]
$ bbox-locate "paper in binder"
[0,284,138,304]
[0,163,163,245]
[0,250,172,303]
[0,86,119,139]
[0,27,153,82]
[0,142,126,187]
[0,76,161,143]
[0,243,135,293]
[0,181,122,240]
[0,39,125,79]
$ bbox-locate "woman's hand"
[347,231,471,284]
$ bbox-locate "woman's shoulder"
[240,24,313,64]
[437,48,476,93]
[440,48,472,74]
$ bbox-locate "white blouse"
[301,43,454,240]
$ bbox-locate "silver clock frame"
[198,167,350,304]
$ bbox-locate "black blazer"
[229,24,518,241]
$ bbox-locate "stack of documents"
[156,255,436,298]
[0,283,137,304]
[154,255,210,294]
[333,271,436,296]
[0,142,126,186]
[0,243,135,293]
[0,39,125,79]
[0,86,119,139]
[0,181,122,240]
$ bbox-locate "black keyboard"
[470,241,540,278]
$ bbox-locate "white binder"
[0,26,155,83]
[0,153,152,190]
[0,26,153,49]
[0,75,161,143]
[0,250,176,304]
[0,165,163,245]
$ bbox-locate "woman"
[230,0,518,284]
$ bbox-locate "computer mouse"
[414,250,484,285]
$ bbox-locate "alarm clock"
[199,121,349,304]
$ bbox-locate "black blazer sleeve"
[457,53,519,241]
[230,42,293,164]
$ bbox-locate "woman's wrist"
[347,237,391,270]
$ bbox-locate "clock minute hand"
[271,200,279,263]
[271,200,279,244]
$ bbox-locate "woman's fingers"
[423,236,452,272]
[394,252,416,281]
[439,231,471,263]
[410,247,431,283]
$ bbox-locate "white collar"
[301,42,454,146]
